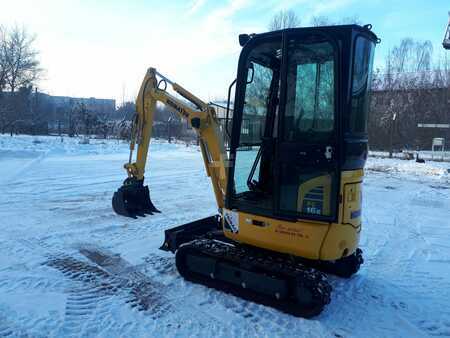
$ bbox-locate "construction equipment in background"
[444,12,450,50]
[112,24,379,317]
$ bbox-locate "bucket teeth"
[112,179,160,218]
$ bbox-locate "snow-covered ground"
[369,150,450,162]
[0,134,449,338]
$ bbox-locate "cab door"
[275,33,340,222]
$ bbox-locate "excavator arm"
[112,67,228,218]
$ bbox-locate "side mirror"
[247,63,254,84]
[225,78,237,138]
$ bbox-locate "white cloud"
[309,0,355,16]
[187,0,207,16]
[262,0,355,25]
[0,0,360,103]
[0,0,259,102]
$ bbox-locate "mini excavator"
[113,25,379,317]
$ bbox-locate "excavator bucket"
[112,179,160,218]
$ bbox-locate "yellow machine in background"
[113,24,379,317]
[443,12,450,50]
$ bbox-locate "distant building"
[370,84,450,150]
[1,89,116,135]
[35,93,116,133]
[40,94,116,115]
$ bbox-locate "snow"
[0,134,449,337]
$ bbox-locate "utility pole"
[389,113,397,158]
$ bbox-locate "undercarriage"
[160,215,363,317]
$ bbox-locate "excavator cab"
[226,25,377,219]
[224,25,377,230]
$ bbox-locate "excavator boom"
[112,68,228,218]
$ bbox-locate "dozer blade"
[112,179,160,218]
[159,215,222,252]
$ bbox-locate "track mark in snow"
[78,245,172,315]
[76,247,237,336]
[411,197,444,208]
[142,253,178,276]
[39,244,235,335]
[0,315,24,337]
[0,150,48,186]
[0,316,15,337]
[429,184,450,190]
[46,253,171,319]
[418,319,450,337]
[59,284,111,337]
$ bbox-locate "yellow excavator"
[112,25,379,317]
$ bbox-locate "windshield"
[232,39,281,210]
[284,39,335,142]
[239,62,273,146]
[349,36,375,134]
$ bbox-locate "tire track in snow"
[0,313,28,337]
[0,150,49,187]
[78,246,172,315]
[102,247,242,336]
[45,254,171,319]
[45,246,229,336]
[58,285,109,337]
[19,238,334,337]
[79,246,271,337]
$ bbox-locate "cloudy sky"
[0,0,448,104]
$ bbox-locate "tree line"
[0,25,42,93]
[271,10,450,152]
[0,25,43,134]
[370,39,450,152]
[1,15,449,150]
[0,24,192,141]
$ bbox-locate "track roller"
[175,238,332,318]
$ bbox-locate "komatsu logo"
[166,99,189,118]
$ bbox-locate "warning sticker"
[223,209,239,233]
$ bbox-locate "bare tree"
[0,26,8,92]
[5,26,42,93]
[367,37,447,153]
[310,16,332,27]
[268,10,301,31]
[434,54,450,88]
[340,15,362,25]
[388,38,433,74]
[310,15,361,27]
[115,101,135,120]
[0,25,44,135]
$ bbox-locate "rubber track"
[176,239,332,318]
